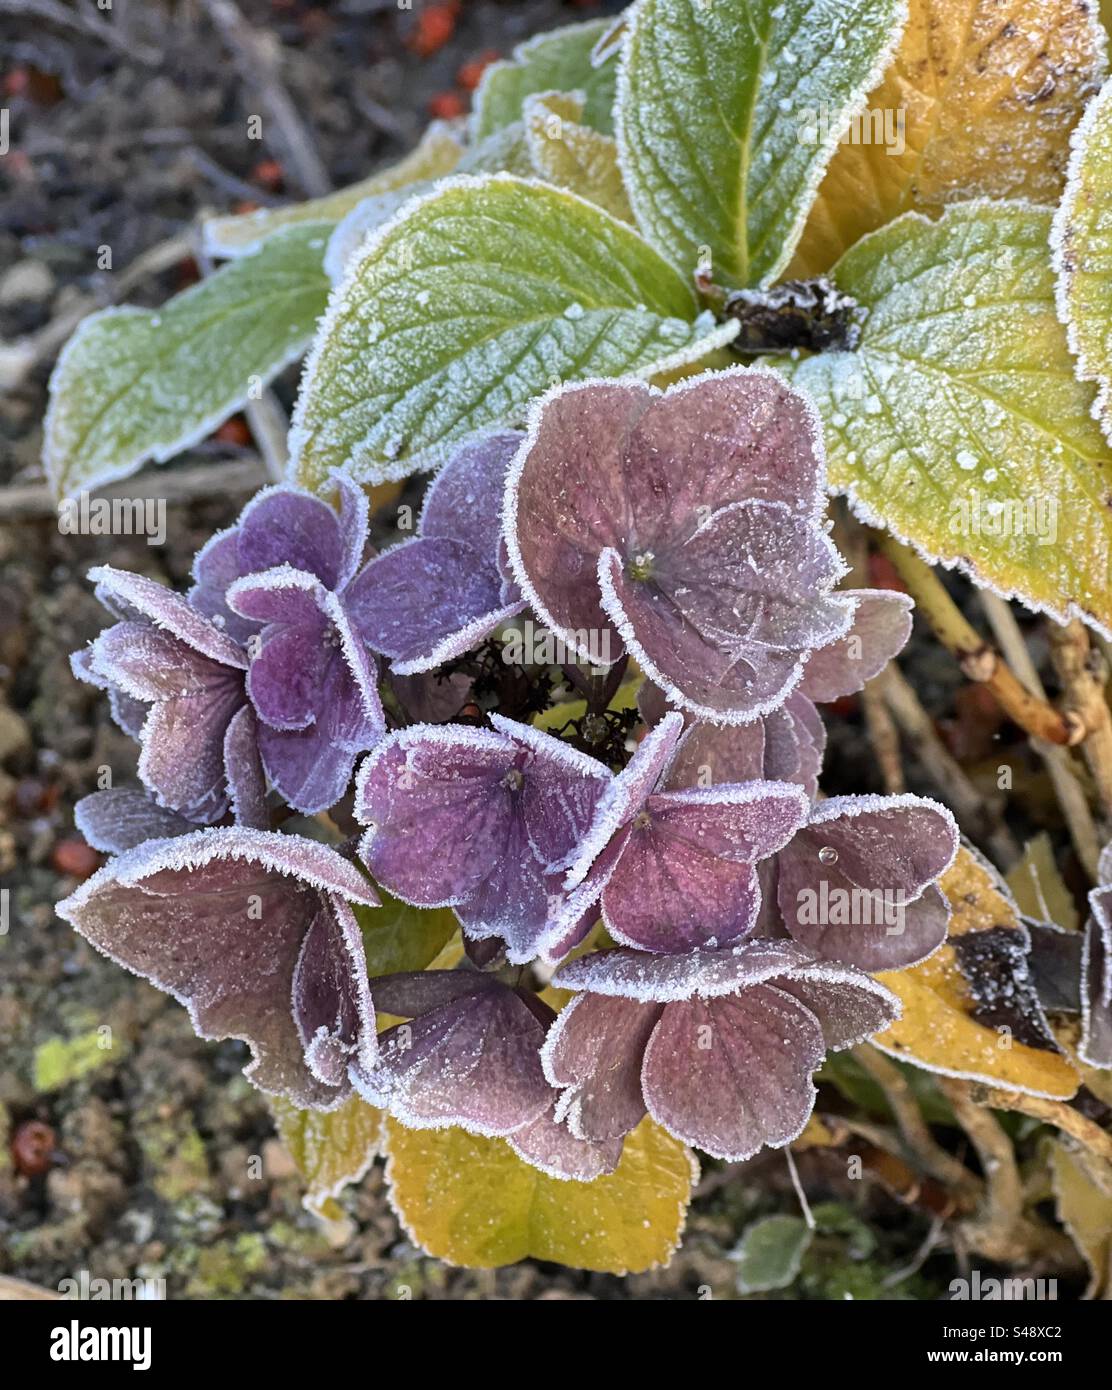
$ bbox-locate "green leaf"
[270,1094,384,1220]
[289,173,738,492]
[731,1214,813,1294]
[616,0,907,288]
[44,223,331,498]
[385,1116,698,1273]
[353,891,458,978]
[473,19,619,139]
[1053,75,1112,449]
[781,201,1112,638]
[201,123,464,258]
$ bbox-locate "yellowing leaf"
[792,0,1107,275]
[1053,75,1112,449]
[353,890,458,978]
[384,1116,697,1273]
[874,847,1081,1098]
[270,1093,384,1219]
[783,201,1112,638]
[202,123,464,258]
[523,92,632,221]
[1050,1140,1112,1296]
[1005,833,1080,930]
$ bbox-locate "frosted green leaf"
[781,201,1112,638]
[353,891,458,978]
[473,19,619,139]
[731,1214,812,1294]
[289,174,739,491]
[616,0,908,287]
[1053,76,1112,449]
[523,92,633,222]
[270,1093,383,1220]
[44,223,331,499]
[323,124,535,283]
[201,123,464,258]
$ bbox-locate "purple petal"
[452,808,553,965]
[507,1101,624,1181]
[797,590,913,703]
[226,565,329,629]
[350,983,552,1136]
[74,788,194,854]
[776,795,958,970]
[236,486,347,590]
[767,693,825,799]
[248,616,331,731]
[333,473,371,592]
[541,993,660,1142]
[356,725,521,906]
[369,970,499,1016]
[387,669,473,723]
[188,527,261,647]
[563,712,684,888]
[347,536,517,671]
[667,719,767,789]
[641,987,825,1160]
[294,894,378,1085]
[553,939,815,1003]
[421,431,524,560]
[769,962,900,1050]
[55,828,378,1110]
[88,566,246,669]
[224,704,268,829]
[1081,886,1112,1067]
[600,783,808,951]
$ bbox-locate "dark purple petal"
[333,473,372,592]
[553,939,814,1003]
[768,693,825,799]
[641,987,824,1161]
[667,719,767,789]
[236,486,347,590]
[294,894,378,1085]
[769,962,900,1051]
[247,616,331,731]
[600,783,808,951]
[350,982,552,1136]
[347,536,522,673]
[74,788,194,854]
[452,809,553,964]
[421,431,524,560]
[1081,886,1112,1067]
[1027,921,1083,1014]
[188,527,261,647]
[797,589,913,703]
[564,712,684,888]
[776,795,958,970]
[387,669,473,723]
[369,970,499,1017]
[55,828,378,1109]
[226,565,330,629]
[87,566,247,669]
[223,704,268,829]
[507,1101,624,1181]
[541,993,660,1141]
[356,725,521,907]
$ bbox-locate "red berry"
[428,91,466,121]
[457,51,500,92]
[51,838,101,879]
[12,1121,55,1177]
[409,3,460,58]
[251,158,284,191]
[213,417,252,448]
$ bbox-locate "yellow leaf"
[874,848,1081,1098]
[523,92,633,222]
[384,1116,698,1273]
[791,0,1106,275]
[1005,833,1080,930]
[1050,1141,1112,1296]
[270,1094,384,1218]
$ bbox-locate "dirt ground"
[0,0,1077,1301]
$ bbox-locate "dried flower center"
[628,551,655,582]
[633,809,653,830]
[502,768,525,792]
[321,622,343,651]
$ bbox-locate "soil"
[0,0,1073,1301]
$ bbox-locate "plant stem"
[1048,619,1112,827]
[874,536,1079,746]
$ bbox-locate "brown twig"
[0,0,161,64]
[961,1082,1112,1166]
[981,593,1103,880]
[874,536,1080,747]
[202,0,332,199]
[1048,619,1112,827]
[0,457,268,521]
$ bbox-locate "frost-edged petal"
[1081,886,1112,1068]
[294,894,378,1085]
[88,565,247,670]
[55,828,378,1110]
[235,485,348,590]
[421,431,524,561]
[507,1102,624,1181]
[641,988,825,1162]
[770,962,900,1052]
[541,993,660,1142]
[797,590,913,703]
[553,938,814,1003]
[74,788,194,854]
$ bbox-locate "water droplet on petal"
[818,845,838,865]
